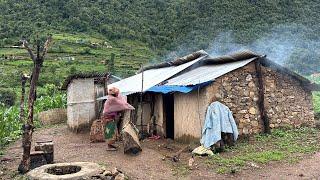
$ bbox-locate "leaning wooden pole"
[254,58,271,134]
[18,35,52,173]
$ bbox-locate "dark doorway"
[163,94,174,139]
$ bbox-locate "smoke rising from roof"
[152,24,319,75]
[207,24,320,74]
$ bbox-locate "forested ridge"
[1,1,319,59]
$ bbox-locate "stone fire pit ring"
[27,162,104,180]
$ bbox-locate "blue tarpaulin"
[147,81,213,94]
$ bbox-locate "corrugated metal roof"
[108,56,207,95]
[165,58,256,86]
[61,73,121,90]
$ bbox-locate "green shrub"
[0,88,16,106]
[80,47,91,55]
[315,112,320,120]
[68,66,78,75]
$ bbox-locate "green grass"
[172,164,190,177]
[0,48,26,55]
[308,76,320,116]
[205,127,320,174]
[0,32,155,90]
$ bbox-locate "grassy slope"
[0,33,155,90]
[309,77,320,114]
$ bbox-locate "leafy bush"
[35,93,67,112]
[80,47,91,55]
[0,88,16,106]
[68,66,78,75]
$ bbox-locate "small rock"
[248,82,255,88]
[188,156,194,168]
[115,173,125,180]
[249,162,261,168]
[243,127,249,134]
[112,168,121,176]
[239,119,246,123]
[252,121,259,127]
[239,110,248,114]
[249,107,256,115]
[246,74,253,81]
[103,170,113,176]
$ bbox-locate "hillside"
[0,0,319,89]
[0,33,154,89]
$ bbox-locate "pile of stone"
[92,168,127,180]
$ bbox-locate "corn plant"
[0,89,67,148]
[0,104,21,147]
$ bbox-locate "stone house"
[106,50,320,141]
[61,73,121,132]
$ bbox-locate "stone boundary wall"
[37,108,67,126]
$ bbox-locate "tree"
[18,35,52,173]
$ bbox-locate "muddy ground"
[1,125,320,180]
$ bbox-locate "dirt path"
[1,125,320,179]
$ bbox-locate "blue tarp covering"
[147,81,213,94]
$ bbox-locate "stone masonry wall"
[205,62,262,136]
[262,66,314,128]
[204,61,314,136]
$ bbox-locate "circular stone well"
[27,162,104,180]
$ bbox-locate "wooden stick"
[21,39,35,62]
[254,58,270,134]
[171,145,190,162]
[41,35,52,59]
[140,65,144,132]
